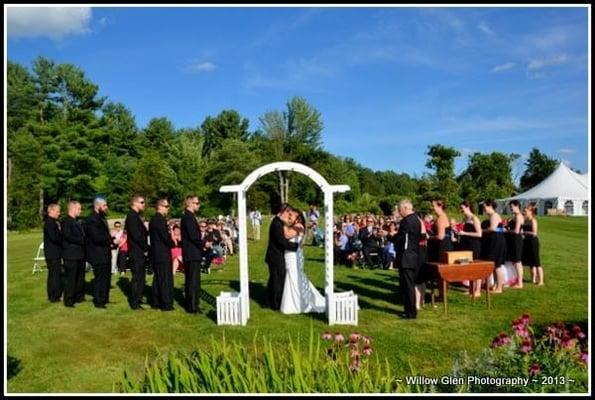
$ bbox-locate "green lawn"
[6,216,588,393]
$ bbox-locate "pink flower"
[322,331,332,340]
[560,335,575,349]
[362,345,372,356]
[362,336,372,345]
[520,314,531,325]
[572,325,586,340]
[350,347,360,358]
[349,359,360,372]
[492,332,511,348]
[520,339,532,353]
[528,362,541,376]
[334,332,345,343]
[350,332,361,343]
[580,352,588,364]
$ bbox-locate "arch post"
[219,162,352,326]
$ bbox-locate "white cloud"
[491,62,515,73]
[527,54,568,71]
[558,148,575,154]
[7,7,92,40]
[478,21,495,36]
[184,61,217,73]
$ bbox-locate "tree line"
[7,57,562,230]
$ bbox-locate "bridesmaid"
[429,198,453,262]
[482,200,507,293]
[522,204,544,286]
[507,200,525,288]
[458,200,482,297]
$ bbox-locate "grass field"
[6,216,589,393]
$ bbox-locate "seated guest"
[218,222,234,256]
[170,224,184,274]
[311,222,324,247]
[334,230,349,266]
[110,221,124,274]
[359,216,382,267]
[382,222,398,269]
[423,214,435,237]
[117,230,129,276]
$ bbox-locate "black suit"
[391,213,422,318]
[149,213,175,310]
[61,216,86,305]
[84,211,112,307]
[265,216,299,310]
[43,217,63,302]
[181,209,203,312]
[360,227,381,266]
[125,209,149,309]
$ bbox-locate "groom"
[265,203,300,310]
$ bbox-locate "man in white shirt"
[249,209,262,241]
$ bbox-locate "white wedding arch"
[216,161,359,326]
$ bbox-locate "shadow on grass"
[116,276,132,306]
[229,280,269,309]
[8,355,22,380]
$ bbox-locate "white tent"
[497,162,589,216]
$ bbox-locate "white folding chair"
[32,242,45,274]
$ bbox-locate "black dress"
[482,219,506,268]
[427,223,453,262]
[522,221,541,267]
[459,219,481,260]
[505,218,523,263]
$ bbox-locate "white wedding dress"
[280,236,326,314]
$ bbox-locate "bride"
[280,212,326,314]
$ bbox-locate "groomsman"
[84,198,112,309]
[61,201,86,307]
[125,195,149,310]
[43,203,63,303]
[149,198,176,311]
[181,195,203,314]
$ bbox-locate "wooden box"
[441,250,474,264]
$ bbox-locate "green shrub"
[446,315,588,393]
[117,327,431,393]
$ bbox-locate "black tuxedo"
[181,210,203,262]
[61,216,86,306]
[265,216,299,310]
[43,217,63,302]
[359,226,381,266]
[84,211,112,307]
[181,209,203,312]
[391,213,422,319]
[149,213,175,310]
[125,209,149,309]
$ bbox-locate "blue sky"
[6,6,590,178]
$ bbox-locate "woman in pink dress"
[170,224,184,274]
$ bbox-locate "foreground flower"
[520,314,531,325]
[560,335,576,349]
[572,325,586,340]
[334,333,345,343]
[528,362,541,376]
[580,352,588,364]
[350,332,361,343]
[520,339,532,353]
[362,336,372,345]
[362,345,372,356]
[350,347,360,358]
[322,331,332,340]
[492,332,512,348]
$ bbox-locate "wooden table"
[426,260,495,315]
